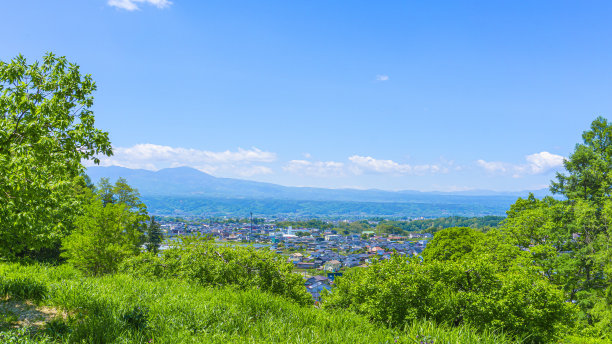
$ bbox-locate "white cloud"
[348,155,445,175]
[476,160,508,174]
[283,160,345,178]
[477,151,565,177]
[89,143,276,176]
[108,0,172,11]
[349,155,411,174]
[376,74,389,81]
[524,151,565,174]
[282,155,450,177]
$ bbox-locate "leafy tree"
[95,177,149,238]
[422,227,485,262]
[551,116,612,203]
[498,117,612,337]
[348,220,371,233]
[62,195,144,275]
[0,53,112,261]
[146,216,163,254]
[97,177,115,206]
[375,221,404,235]
[96,177,146,211]
[62,178,149,274]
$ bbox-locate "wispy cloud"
[477,151,564,177]
[283,155,448,177]
[375,74,389,81]
[349,155,446,175]
[283,160,346,177]
[89,143,276,176]
[476,160,508,174]
[108,0,172,11]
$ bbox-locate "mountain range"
[86,166,551,218]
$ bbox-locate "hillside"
[86,166,548,217]
[0,262,519,344]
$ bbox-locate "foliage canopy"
[0,53,111,260]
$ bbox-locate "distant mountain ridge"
[86,166,550,202]
[85,166,552,218]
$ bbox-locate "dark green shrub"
[122,305,149,331]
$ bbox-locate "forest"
[1,54,611,343]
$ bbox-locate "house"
[410,247,424,256]
[343,259,360,268]
[325,234,344,242]
[295,262,315,269]
[290,252,304,260]
[305,275,330,287]
[324,259,342,272]
[369,246,384,254]
[307,281,332,302]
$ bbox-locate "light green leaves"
[0,53,112,261]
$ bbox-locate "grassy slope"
[0,262,521,344]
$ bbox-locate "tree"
[97,177,115,206]
[348,220,371,233]
[95,177,149,240]
[62,195,143,275]
[62,177,148,274]
[422,227,484,262]
[551,116,612,203]
[499,117,612,337]
[146,216,163,254]
[375,221,403,235]
[0,53,112,261]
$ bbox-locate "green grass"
[0,262,521,343]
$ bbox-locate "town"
[158,218,433,301]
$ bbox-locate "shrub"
[120,236,312,305]
[62,196,144,275]
[323,255,575,343]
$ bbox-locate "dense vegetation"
[324,256,573,343]
[323,117,612,342]
[0,263,521,343]
[120,235,311,305]
[1,54,611,343]
[401,215,504,233]
[275,216,503,236]
[0,53,112,262]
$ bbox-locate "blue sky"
[3,0,611,191]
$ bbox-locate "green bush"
[62,196,144,276]
[120,236,312,305]
[323,255,575,343]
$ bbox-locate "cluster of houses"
[158,219,433,301]
[275,229,432,301]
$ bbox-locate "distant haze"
[86,166,552,218]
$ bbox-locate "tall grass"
[0,262,520,343]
